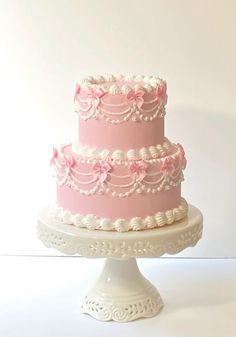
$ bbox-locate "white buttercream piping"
[52,198,188,232]
[79,74,166,94]
[72,138,172,161]
[75,96,165,124]
[52,142,186,197]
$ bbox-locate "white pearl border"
[52,198,188,232]
[72,137,172,161]
[80,74,166,94]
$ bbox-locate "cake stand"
[37,205,203,322]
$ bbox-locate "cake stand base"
[38,204,203,322]
[81,257,163,321]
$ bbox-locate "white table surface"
[0,256,235,337]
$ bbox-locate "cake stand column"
[80,257,164,322]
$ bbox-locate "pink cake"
[51,74,188,232]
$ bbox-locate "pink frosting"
[58,144,183,191]
[77,89,165,150]
[79,118,164,150]
[130,161,149,181]
[52,77,187,226]
[54,141,184,220]
[57,184,181,220]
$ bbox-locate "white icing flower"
[73,214,83,227]
[144,216,156,229]
[83,214,97,230]
[62,211,72,225]
[130,217,143,231]
[100,218,113,230]
[114,219,128,232]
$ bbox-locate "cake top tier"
[74,74,168,125]
[75,74,167,96]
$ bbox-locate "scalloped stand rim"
[37,205,203,322]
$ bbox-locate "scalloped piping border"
[79,74,166,94]
[52,198,188,232]
[72,138,172,161]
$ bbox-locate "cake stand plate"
[37,205,203,322]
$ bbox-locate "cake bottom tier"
[55,184,188,232]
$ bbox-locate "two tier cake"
[51,74,188,232]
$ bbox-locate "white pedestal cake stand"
[37,205,203,322]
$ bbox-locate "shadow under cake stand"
[37,205,203,322]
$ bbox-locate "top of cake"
[74,74,168,126]
[74,74,168,150]
[75,74,167,95]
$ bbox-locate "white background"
[0,0,236,256]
